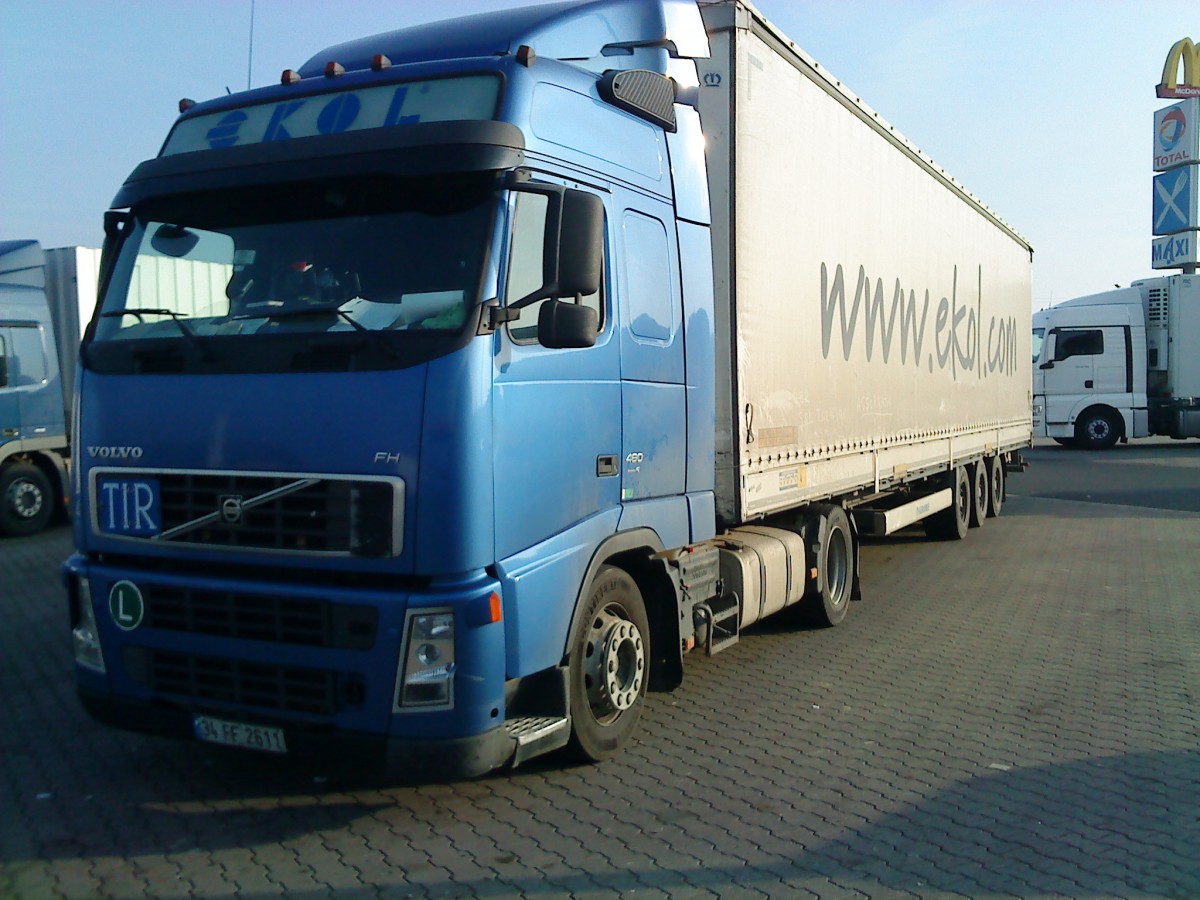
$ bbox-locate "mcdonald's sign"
[1158,37,1200,98]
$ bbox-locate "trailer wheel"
[969,461,988,528]
[566,565,650,763]
[986,456,1005,518]
[0,462,54,537]
[1075,409,1120,450]
[802,504,854,627]
[924,466,970,541]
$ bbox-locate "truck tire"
[802,504,854,627]
[986,456,1005,518]
[566,565,650,763]
[1075,409,1120,450]
[924,466,970,541]
[969,461,988,528]
[0,462,54,537]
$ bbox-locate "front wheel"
[566,565,650,763]
[1075,410,1120,450]
[0,462,54,537]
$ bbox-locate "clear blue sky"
[0,1,1189,308]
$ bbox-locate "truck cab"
[1032,288,1148,449]
[65,0,714,778]
[0,240,69,535]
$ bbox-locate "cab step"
[696,593,740,655]
[505,715,570,766]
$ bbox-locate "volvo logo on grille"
[219,495,245,525]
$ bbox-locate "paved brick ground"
[2,446,1199,898]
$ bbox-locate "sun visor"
[110,120,525,209]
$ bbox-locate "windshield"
[90,173,495,373]
[1031,327,1045,364]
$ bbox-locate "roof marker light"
[371,54,392,71]
[281,69,302,85]
[325,61,345,77]
[178,98,196,113]
[516,45,536,67]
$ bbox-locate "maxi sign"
[1154,40,1200,270]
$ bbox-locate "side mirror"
[554,189,604,297]
[538,299,598,349]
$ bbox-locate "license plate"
[194,714,288,754]
[97,478,162,536]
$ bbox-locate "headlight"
[72,577,106,673]
[396,611,455,709]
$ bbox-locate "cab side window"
[504,191,604,344]
[1054,329,1103,361]
[2,325,48,386]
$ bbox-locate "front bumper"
[78,686,515,782]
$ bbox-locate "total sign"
[1154,99,1199,170]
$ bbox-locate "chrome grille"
[91,469,402,557]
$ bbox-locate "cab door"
[492,180,620,562]
[0,323,58,440]
[1042,327,1102,426]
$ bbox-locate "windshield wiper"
[236,300,398,358]
[101,308,210,358]
[233,299,347,321]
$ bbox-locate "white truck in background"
[1032,273,1200,448]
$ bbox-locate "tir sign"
[97,478,162,536]
[1158,37,1200,99]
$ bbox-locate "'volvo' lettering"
[88,446,144,459]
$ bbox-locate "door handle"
[1084,380,1093,389]
[596,455,618,477]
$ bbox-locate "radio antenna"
[247,0,256,90]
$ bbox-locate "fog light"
[397,611,455,709]
[417,643,440,665]
[72,577,106,673]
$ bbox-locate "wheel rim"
[7,480,44,520]
[582,604,645,724]
[825,530,849,609]
[1087,418,1110,441]
[975,470,987,511]
[957,478,970,520]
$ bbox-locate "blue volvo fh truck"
[66,0,1032,779]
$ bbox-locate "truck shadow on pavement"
[14,722,1199,899]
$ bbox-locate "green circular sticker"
[108,580,145,631]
